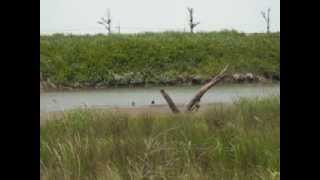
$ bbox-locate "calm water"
[40,83,279,112]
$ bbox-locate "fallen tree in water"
[160,65,229,113]
[160,89,181,113]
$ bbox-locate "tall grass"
[40,96,280,179]
[40,31,280,87]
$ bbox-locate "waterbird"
[151,100,155,105]
[131,101,135,107]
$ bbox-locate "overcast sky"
[40,0,280,34]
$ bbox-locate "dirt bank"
[40,73,279,92]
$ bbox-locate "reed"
[40,96,280,179]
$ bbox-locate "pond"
[40,83,280,112]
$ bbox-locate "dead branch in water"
[160,89,181,113]
[185,65,229,112]
[160,65,229,113]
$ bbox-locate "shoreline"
[40,103,228,125]
[40,74,279,93]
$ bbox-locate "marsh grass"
[40,96,280,179]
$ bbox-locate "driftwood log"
[185,65,229,112]
[160,65,229,113]
[160,89,180,113]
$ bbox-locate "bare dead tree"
[160,65,229,113]
[98,9,112,34]
[187,7,200,33]
[261,8,271,33]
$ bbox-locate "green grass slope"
[41,31,280,88]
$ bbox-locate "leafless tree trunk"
[98,9,112,34]
[160,89,180,113]
[261,8,271,33]
[187,7,200,33]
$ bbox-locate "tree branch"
[185,65,229,112]
[160,89,180,113]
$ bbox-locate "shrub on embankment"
[40,31,280,88]
[40,96,280,179]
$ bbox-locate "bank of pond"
[41,31,279,90]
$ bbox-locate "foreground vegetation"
[40,31,280,88]
[40,96,280,179]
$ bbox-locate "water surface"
[40,83,279,112]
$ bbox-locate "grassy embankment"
[41,96,280,179]
[40,31,280,89]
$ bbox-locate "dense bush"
[40,31,280,87]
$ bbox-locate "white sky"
[40,0,280,34]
